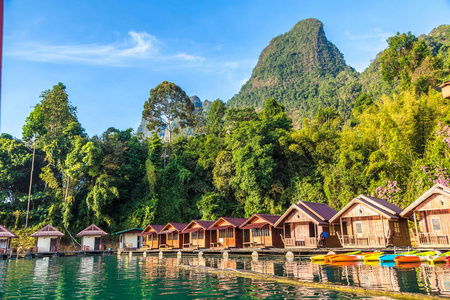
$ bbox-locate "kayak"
[378,251,417,262]
[445,256,450,264]
[329,252,378,263]
[363,252,385,262]
[312,251,360,262]
[427,251,450,264]
[323,251,362,263]
[394,251,436,264]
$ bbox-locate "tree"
[142,81,195,143]
[206,99,227,136]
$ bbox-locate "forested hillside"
[229,19,450,127]
[1,21,450,242]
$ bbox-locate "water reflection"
[178,254,450,297]
[2,254,449,299]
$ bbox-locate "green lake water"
[0,254,448,299]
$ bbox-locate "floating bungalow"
[158,223,189,249]
[329,195,411,248]
[77,224,108,251]
[0,225,18,254]
[112,228,143,249]
[139,225,165,249]
[181,220,215,249]
[274,201,339,248]
[209,217,247,249]
[239,214,283,248]
[31,225,64,252]
[400,184,450,248]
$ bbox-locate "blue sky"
[2,0,450,138]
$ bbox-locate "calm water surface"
[0,254,441,299]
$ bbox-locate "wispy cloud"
[5,31,205,66]
[344,28,393,51]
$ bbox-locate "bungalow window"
[262,227,270,237]
[252,228,260,237]
[197,230,204,240]
[219,229,234,238]
[431,218,442,232]
[394,221,400,233]
[355,222,363,235]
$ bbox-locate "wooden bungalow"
[400,184,450,248]
[77,224,108,251]
[31,224,64,252]
[139,225,165,249]
[0,225,18,254]
[181,220,215,249]
[438,80,450,99]
[158,223,188,249]
[239,214,283,248]
[274,201,339,248]
[112,228,143,249]
[329,195,411,248]
[209,217,247,249]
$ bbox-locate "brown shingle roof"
[165,222,189,232]
[193,220,215,229]
[363,195,403,215]
[329,195,403,223]
[0,225,18,238]
[31,225,64,237]
[299,201,337,221]
[77,224,107,237]
[221,217,247,228]
[254,214,280,225]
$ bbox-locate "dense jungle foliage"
[2,22,450,240]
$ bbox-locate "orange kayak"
[394,251,435,264]
[329,252,375,263]
[394,255,421,263]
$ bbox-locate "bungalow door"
[0,239,7,252]
[94,237,101,250]
[50,238,58,251]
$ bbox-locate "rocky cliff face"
[227,18,360,125]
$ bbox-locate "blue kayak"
[378,251,417,262]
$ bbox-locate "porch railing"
[414,231,450,246]
[283,237,318,247]
[337,233,386,247]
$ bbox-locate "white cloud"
[174,53,205,62]
[5,31,207,67]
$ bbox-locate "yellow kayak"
[364,250,416,263]
[363,252,384,262]
[426,251,450,264]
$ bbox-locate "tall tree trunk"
[25,139,36,228]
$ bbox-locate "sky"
[2,0,450,138]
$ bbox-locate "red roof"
[220,217,247,228]
[0,225,18,238]
[194,220,215,229]
[182,220,215,233]
[160,222,189,233]
[138,225,165,236]
[240,214,281,228]
[77,224,107,237]
[31,225,64,237]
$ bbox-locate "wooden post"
[381,215,386,247]
[340,218,344,246]
[314,224,318,246]
[413,212,419,245]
